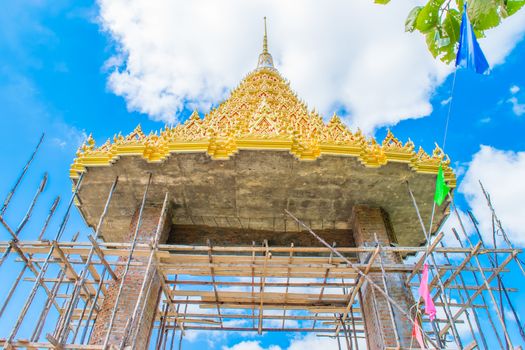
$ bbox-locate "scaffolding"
[0,136,524,349]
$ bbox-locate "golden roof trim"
[71,67,455,186]
[71,126,455,187]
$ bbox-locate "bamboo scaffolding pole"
[38,197,60,241]
[466,208,525,343]
[438,252,516,346]
[163,325,339,333]
[452,229,505,348]
[1,133,44,216]
[438,241,487,349]
[126,192,170,348]
[56,176,119,344]
[449,200,507,348]
[251,241,256,329]
[165,312,363,322]
[374,235,400,349]
[3,239,518,255]
[311,242,335,331]
[339,314,352,350]
[206,239,224,329]
[284,209,440,349]
[31,269,68,342]
[479,181,525,276]
[281,242,294,329]
[2,171,84,348]
[16,173,48,233]
[406,181,463,348]
[350,306,359,350]
[103,173,152,347]
[71,294,91,344]
[32,232,80,343]
[155,301,169,350]
[0,198,61,333]
[80,268,107,345]
[257,240,270,334]
[177,296,189,350]
[0,173,47,268]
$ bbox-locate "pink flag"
[419,263,437,321]
[412,317,426,349]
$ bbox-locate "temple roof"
[70,21,455,186]
[69,22,456,247]
[70,64,455,185]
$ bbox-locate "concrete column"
[89,205,171,349]
[351,205,415,350]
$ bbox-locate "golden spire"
[257,17,274,69]
[263,16,268,54]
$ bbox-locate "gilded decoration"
[70,27,456,187]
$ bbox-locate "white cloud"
[97,0,525,133]
[459,145,525,246]
[441,96,452,106]
[287,334,341,350]
[222,341,282,350]
[480,9,525,66]
[438,209,474,249]
[507,84,525,116]
[508,96,525,116]
[222,334,342,350]
[51,124,87,150]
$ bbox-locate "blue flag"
[455,4,490,75]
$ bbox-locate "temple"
[0,19,522,350]
[70,20,453,349]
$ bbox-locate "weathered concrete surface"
[75,150,449,246]
[168,225,355,247]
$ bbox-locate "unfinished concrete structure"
[0,23,523,350]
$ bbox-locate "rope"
[442,65,458,153]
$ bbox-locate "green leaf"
[469,0,501,31]
[416,0,446,33]
[443,9,461,43]
[440,43,457,63]
[405,6,423,32]
[507,0,525,15]
[425,29,440,58]
[374,0,391,4]
[425,27,456,64]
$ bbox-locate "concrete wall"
[168,224,355,247]
[352,205,416,350]
[89,206,171,349]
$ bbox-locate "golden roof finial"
[263,16,268,54]
[257,17,274,69]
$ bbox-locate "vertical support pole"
[449,196,514,348]
[285,209,439,349]
[2,172,84,349]
[80,268,108,345]
[406,182,464,348]
[339,314,352,350]
[451,227,504,349]
[350,306,359,350]
[374,234,401,349]
[126,192,169,348]
[1,133,44,216]
[57,176,119,343]
[103,173,152,347]
[89,174,173,349]
[439,241,488,349]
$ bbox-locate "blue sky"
[1,0,525,349]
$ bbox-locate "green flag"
[434,165,450,206]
